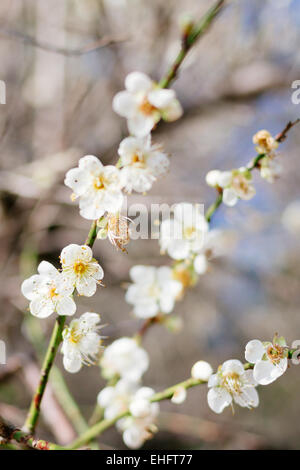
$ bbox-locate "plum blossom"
[65,155,123,220]
[118,135,170,193]
[159,203,209,261]
[21,261,76,318]
[259,155,281,183]
[206,168,256,207]
[100,337,149,381]
[207,359,259,414]
[122,387,159,449]
[61,312,103,373]
[60,244,104,297]
[125,265,183,318]
[252,130,278,154]
[245,336,288,385]
[97,379,137,420]
[112,71,182,137]
[193,229,234,275]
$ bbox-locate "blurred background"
[1,0,300,450]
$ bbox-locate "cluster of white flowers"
[64,72,182,225]
[98,380,159,449]
[98,337,158,448]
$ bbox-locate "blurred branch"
[159,0,225,88]
[0,26,127,56]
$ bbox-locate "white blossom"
[118,135,169,193]
[191,361,213,381]
[100,337,149,381]
[61,312,103,373]
[245,337,288,385]
[122,387,159,449]
[193,229,231,275]
[252,129,278,154]
[207,359,259,414]
[112,71,182,137]
[21,261,76,318]
[60,244,104,297]
[159,203,209,261]
[65,155,123,220]
[206,168,256,207]
[259,155,281,183]
[125,265,182,318]
[97,379,137,420]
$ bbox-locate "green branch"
[159,0,225,89]
[23,316,66,434]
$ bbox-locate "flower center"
[131,153,146,168]
[172,268,192,289]
[267,344,284,364]
[183,226,196,240]
[73,261,88,275]
[70,328,82,344]
[49,286,59,299]
[93,175,105,190]
[139,97,157,116]
[148,282,161,299]
[222,372,242,395]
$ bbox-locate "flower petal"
[30,296,54,318]
[128,115,156,138]
[148,89,175,108]
[112,91,136,118]
[56,296,76,316]
[63,350,82,373]
[223,188,238,207]
[207,387,232,414]
[125,72,153,93]
[76,277,97,297]
[245,339,265,363]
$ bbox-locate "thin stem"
[23,316,66,434]
[159,0,225,89]
[205,191,223,222]
[85,220,98,247]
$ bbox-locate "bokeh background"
[1,0,300,450]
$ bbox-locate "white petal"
[56,296,76,316]
[159,294,175,314]
[253,358,287,385]
[206,170,221,187]
[37,261,58,278]
[63,351,82,373]
[133,301,159,318]
[167,239,190,260]
[60,244,81,266]
[64,167,90,196]
[112,91,136,118]
[30,296,54,318]
[222,359,244,376]
[218,171,232,188]
[162,99,183,121]
[194,254,208,274]
[118,136,141,160]
[148,89,175,108]
[128,115,156,138]
[101,190,123,213]
[245,340,265,363]
[76,277,97,297]
[123,426,145,449]
[21,275,42,300]
[79,192,105,220]
[97,386,116,407]
[91,263,104,281]
[147,151,170,177]
[78,155,103,172]
[207,387,232,414]
[234,386,259,408]
[222,188,238,207]
[125,72,153,93]
[129,265,156,284]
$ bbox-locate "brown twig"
[0,26,127,56]
[275,118,300,143]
